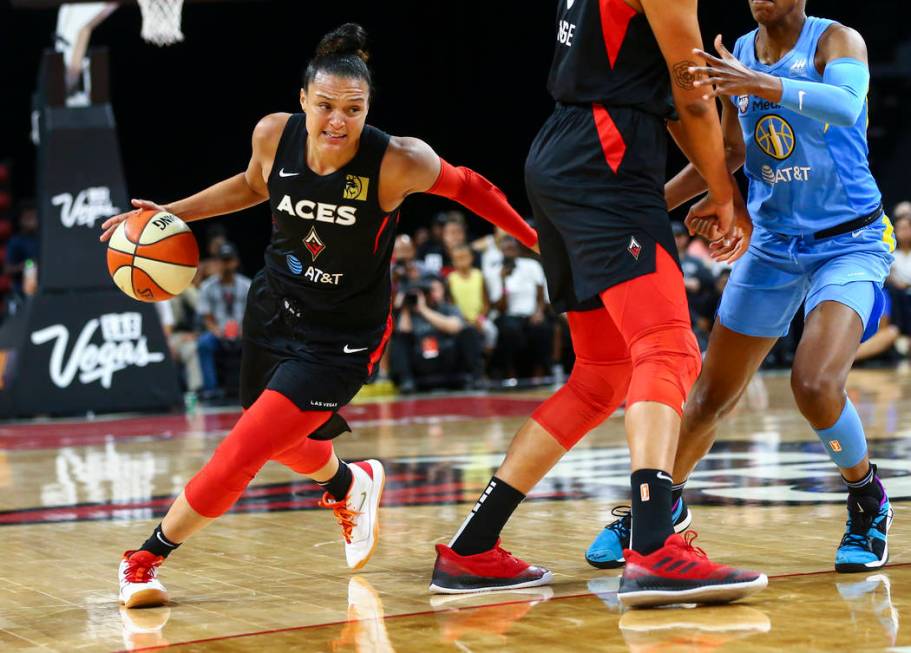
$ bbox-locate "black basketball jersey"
[546,0,673,118]
[265,114,398,330]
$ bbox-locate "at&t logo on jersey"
[761,164,812,185]
[304,266,343,286]
[286,254,303,275]
[276,195,357,225]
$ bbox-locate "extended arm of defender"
[692,29,869,128]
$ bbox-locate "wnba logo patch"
[829,440,843,453]
[343,175,369,201]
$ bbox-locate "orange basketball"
[106,209,199,302]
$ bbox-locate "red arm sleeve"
[426,158,538,249]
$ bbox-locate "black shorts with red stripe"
[240,269,391,415]
[524,102,679,313]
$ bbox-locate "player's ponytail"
[303,23,374,99]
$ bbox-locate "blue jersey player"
[587,0,894,574]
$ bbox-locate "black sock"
[450,477,526,556]
[671,481,686,507]
[318,459,353,502]
[139,523,181,559]
[630,469,674,555]
[843,463,883,501]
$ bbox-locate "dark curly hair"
[303,23,374,100]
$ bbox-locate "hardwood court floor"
[1,368,910,652]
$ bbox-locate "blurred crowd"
[3,197,911,401]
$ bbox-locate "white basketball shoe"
[319,460,386,569]
[119,550,169,608]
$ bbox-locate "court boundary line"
[114,561,911,652]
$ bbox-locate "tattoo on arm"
[672,60,698,90]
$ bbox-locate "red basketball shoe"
[429,540,553,594]
[619,531,767,608]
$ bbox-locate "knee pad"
[272,437,334,475]
[533,357,632,449]
[626,323,701,417]
[184,389,332,517]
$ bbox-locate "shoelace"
[841,513,874,549]
[677,530,708,560]
[318,492,360,543]
[124,554,163,583]
[605,506,631,538]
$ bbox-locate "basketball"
[106,209,199,302]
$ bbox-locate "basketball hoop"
[137,0,184,46]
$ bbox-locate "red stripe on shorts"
[592,104,626,173]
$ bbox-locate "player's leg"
[273,415,386,571]
[585,319,774,569]
[669,230,804,505]
[671,322,776,483]
[795,282,892,572]
[119,389,333,608]
[604,245,766,608]
[429,306,632,593]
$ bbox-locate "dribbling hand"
[99,199,168,242]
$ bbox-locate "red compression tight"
[533,246,701,450]
[184,389,334,517]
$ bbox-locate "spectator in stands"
[448,243,496,351]
[674,221,718,336]
[392,234,426,292]
[5,200,39,297]
[167,268,204,394]
[417,212,449,274]
[198,223,228,280]
[487,236,552,380]
[390,275,482,393]
[197,242,251,398]
[886,212,911,334]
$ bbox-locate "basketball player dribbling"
[431,0,767,607]
[100,23,540,609]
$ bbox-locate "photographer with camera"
[486,236,553,381]
[390,275,483,393]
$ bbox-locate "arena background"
[3,0,910,274]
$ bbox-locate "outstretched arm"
[691,29,869,128]
[99,113,283,241]
[380,137,539,250]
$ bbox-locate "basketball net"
[137,0,184,46]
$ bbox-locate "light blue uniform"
[718,17,894,340]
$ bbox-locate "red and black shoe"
[429,540,553,594]
[619,531,767,608]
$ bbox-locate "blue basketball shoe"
[585,498,692,569]
[835,490,893,574]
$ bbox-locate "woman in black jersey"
[102,23,538,609]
